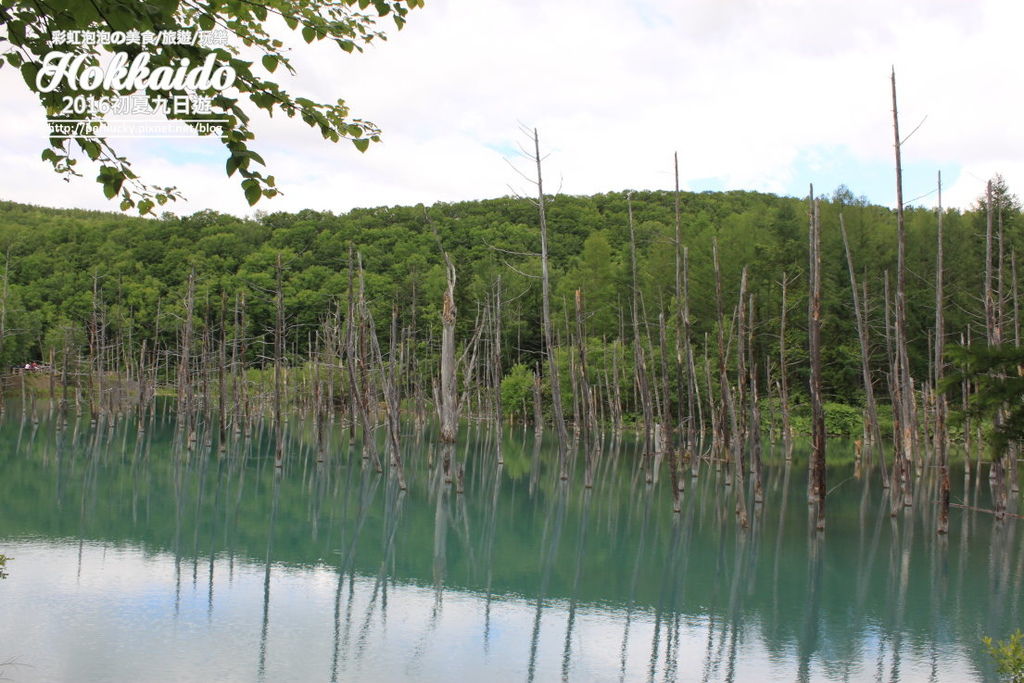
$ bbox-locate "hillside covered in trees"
[0,182,1016,419]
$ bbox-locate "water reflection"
[0,405,1019,681]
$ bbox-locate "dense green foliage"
[984,630,1024,682]
[945,344,1024,455]
[0,182,1016,429]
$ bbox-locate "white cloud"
[1,0,1022,214]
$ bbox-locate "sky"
[1,0,1021,217]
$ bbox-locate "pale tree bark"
[366,297,406,490]
[439,247,458,446]
[492,278,504,465]
[682,248,700,474]
[747,292,764,505]
[1013,251,1020,348]
[935,171,950,534]
[178,268,195,443]
[712,242,732,469]
[628,193,655,463]
[891,69,915,504]
[732,266,750,528]
[985,180,997,344]
[218,291,227,452]
[345,249,380,472]
[575,289,595,488]
[274,253,285,467]
[1012,252,1020,494]
[531,129,570,472]
[982,180,1009,517]
[778,273,793,461]
[672,153,693,472]
[840,217,885,483]
[808,191,826,531]
[0,249,8,415]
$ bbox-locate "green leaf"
[262,55,278,73]
[302,26,315,43]
[79,140,101,161]
[353,138,370,153]
[20,62,38,90]
[243,180,261,206]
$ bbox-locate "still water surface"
[0,407,1020,681]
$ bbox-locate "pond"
[0,404,1019,681]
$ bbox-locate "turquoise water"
[0,406,1019,681]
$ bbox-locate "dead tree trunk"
[628,194,655,466]
[1013,251,1021,348]
[274,254,285,467]
[983,180,1009,517]
[345,250,380,471]
[178,268,195,436]
[218,291,228,452]
[91,270,103,421]
[367,299,406,490]
[935,171,950,534]
[1012,251,1021,494]
[610,337,623,433]
[439,246,459,448]
[672,153,693,476]
[575,290,595,487]
[840,217,885,483]
[808,191,827,531]
[731,266,750,528]
[711,239,740,510]
[532,129,570,468]
[891,68,915,503]
[0,251,8,415]
[532,366,544,437]
[493,278,504,465]
[747,292,764,505]
[779,273,793,461]
[683,248,700,473]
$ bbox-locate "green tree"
[0,0,422,213]
[984,630,1024,682]
[945,343,1024,455]
[500,363,534,420]
[562,230,617,337]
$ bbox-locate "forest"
[0,172,1019,512]
[0,180,1015,394]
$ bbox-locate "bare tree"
[840,217,885,482]
[808,190,826,531]
[890,68,915,504]
[935,171,949,534]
